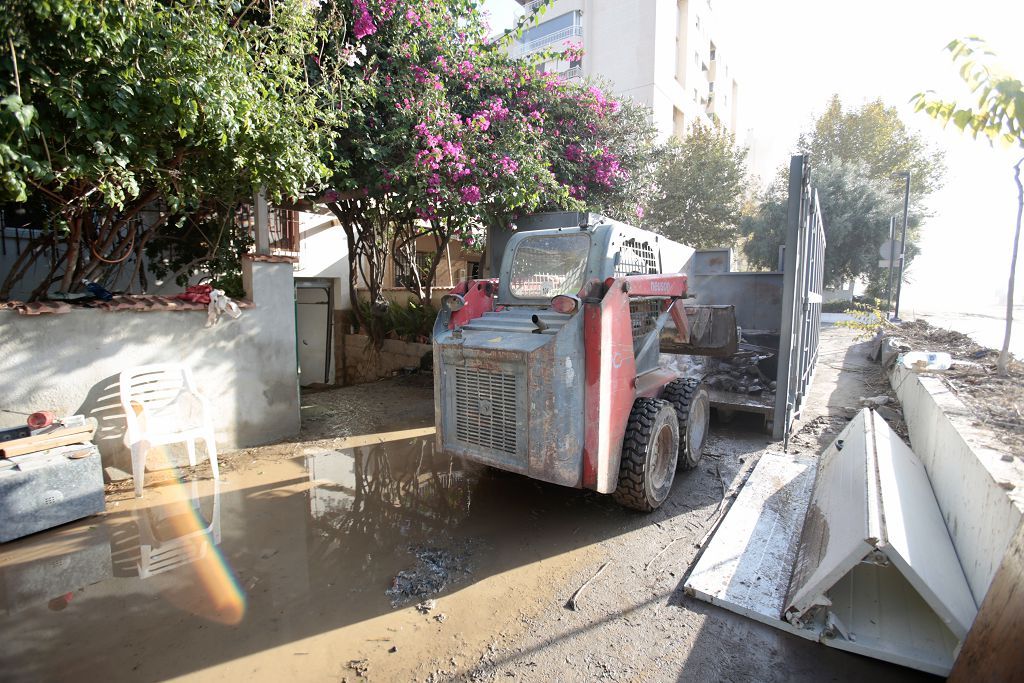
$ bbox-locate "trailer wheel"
[662,379,710,470]
[612,398,680,512]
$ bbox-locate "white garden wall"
[0,258,300,472]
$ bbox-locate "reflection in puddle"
[305,436,482,606]
[132,480,243,625]
[1,456,242,626]
[135,480,222,578]
[0,430,616,681]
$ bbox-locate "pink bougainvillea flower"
[459,185,481,203]
[352,0,377,39]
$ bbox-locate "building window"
[468,261,481,280]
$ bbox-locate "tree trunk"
[59,215,82,292]
[422,231,450,306]
[997,156,1024,376]
[327,201,363,335]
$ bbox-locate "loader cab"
[496,215,690,308]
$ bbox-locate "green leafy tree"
[912,37,1023,376]
[0,0,338,299]
[646,122,751,249]
[800,96,945,293]
[744,160,900,287]
[744,95,944,294]
[800,95,946,198]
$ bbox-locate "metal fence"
[237,204,299,257]
[773,155,826,442]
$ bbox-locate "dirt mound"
[897,320,1024,457]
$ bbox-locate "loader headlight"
[550,294,580,315]
[441,293,466,312]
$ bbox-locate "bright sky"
[482,0,1024,313]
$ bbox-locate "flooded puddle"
[0,431,620,681]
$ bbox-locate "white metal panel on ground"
[872,409,979,638]
[684,451,817,631]
[826,562,959,676]
[686,408,978,677]
[784,411,876,622]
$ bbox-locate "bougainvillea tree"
[322,0,657,340]
[322,0,565,330]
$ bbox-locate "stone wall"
[337,333,432,385]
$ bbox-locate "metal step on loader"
[432,213,736,511]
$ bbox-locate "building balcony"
[520,0,546,12]
[512,25,583,58]
[559,65,583,80]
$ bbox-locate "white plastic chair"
[120,363,219,497]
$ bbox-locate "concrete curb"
[888,363,1024,604]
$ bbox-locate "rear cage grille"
[452,366,520,456]
[615,238,658,277]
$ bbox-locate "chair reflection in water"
[136,480,221,579]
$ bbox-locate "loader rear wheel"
[662,378,710,470]
[612,398,680,512]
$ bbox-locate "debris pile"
[702,344,777,396]
[386,544,474,607]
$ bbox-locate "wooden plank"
[0,419,97,458]
[334,427,435,451]
[948,521,1024,682]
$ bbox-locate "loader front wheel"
[612,398,680,512]
[662,378,710,470]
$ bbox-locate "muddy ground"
[1,327,935,682]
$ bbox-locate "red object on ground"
[176,284,213,304]
[27,411,55,430]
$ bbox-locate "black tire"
[662,378,710,470]
[612,398,680,512]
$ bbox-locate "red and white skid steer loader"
[432,213,737,511]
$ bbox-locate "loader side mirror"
[441,294,466,312]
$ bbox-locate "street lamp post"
[892,171,911,322]
[885,216,896,313]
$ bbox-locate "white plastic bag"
[206,289,242,327]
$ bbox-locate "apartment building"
[512,0,740,141]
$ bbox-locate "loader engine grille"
[453,366,520,456]
[629,297,665,340]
